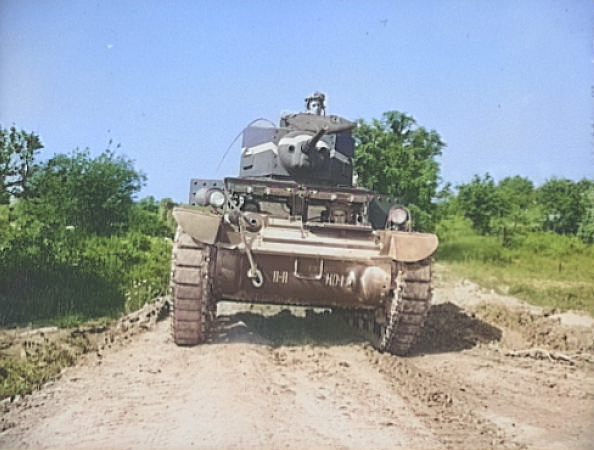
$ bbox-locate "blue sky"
[1,0,592,203]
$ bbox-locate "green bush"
[0,226,172,327]
[1,129,175,328]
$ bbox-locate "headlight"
[389,207,408,225]
[195,187,226,207]
[208,189,226,207]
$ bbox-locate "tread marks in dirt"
[365,347,527,450]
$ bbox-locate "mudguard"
[379,231,439,262]
[173,208,222,245]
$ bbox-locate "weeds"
[0,340,78,399]
[436,217,594,316]
[0,233,172,328]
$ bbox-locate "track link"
[170,228,216,345]
[339,259,432,356]
[383,259,433,355]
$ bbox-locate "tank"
[170,93,438,355]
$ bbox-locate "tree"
[497,176,535,212]
[577,184,594,243]
[495,176,542,238]
[456,173,501,235]
[536,178,592,235]
[434,182,461,220]
[0,126,43,203]
[25,148,146,235]
[353,111,444,220]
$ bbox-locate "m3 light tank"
[170,93,438,355]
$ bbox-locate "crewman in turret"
[305,92,326,115]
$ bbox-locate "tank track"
[340,258,432,356]
[381,258,432,355]
[170,228,217,345]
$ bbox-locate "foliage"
[0,327,101,399]
[497,175,535,212]
[24,148,146,236]
[446,173,593,244]
[490,176,544,246]
[0,127,173,327]
[577,185,594,244]
[0,224,172,326]
[455,173,501,235]
[353,111,444,230]
[435,215,510,264]
[130,196,177,238]
[537,178,592,235]
[0,344,77,398]
[0,126,43,203]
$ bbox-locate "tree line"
[434,174,594,245]
[353,112,594,244]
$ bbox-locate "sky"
[1,0,593,203]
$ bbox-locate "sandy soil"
[1,265,593,450]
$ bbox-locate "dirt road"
[1,265,593,450]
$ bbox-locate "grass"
[0,328,96,399]
[436,216,594,316]
[0,233,172,328]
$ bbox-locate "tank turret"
[239,93,356,186]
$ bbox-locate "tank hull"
[173,207,437,309]
[171,207,437,355]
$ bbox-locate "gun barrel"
[302,126,328,154]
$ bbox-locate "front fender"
[379,231,439,262]
[173,207,223,245]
